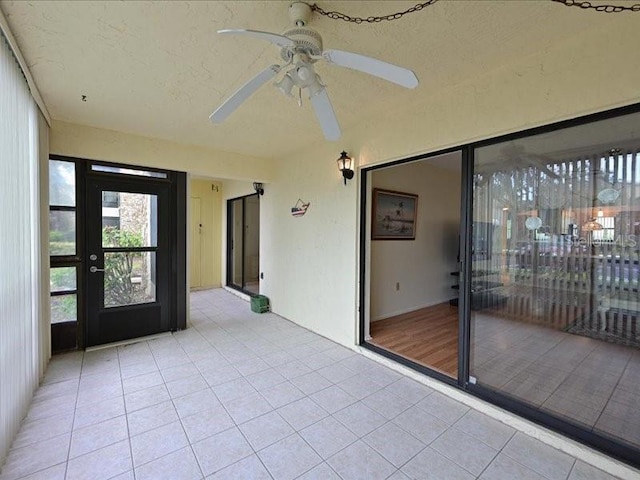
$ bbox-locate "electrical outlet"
[395,282,400,291]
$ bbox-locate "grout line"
[116,345,137,480]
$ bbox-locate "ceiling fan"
[209,1,419,141]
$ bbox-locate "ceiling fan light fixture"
[275,73,295,97]
[306,78,324,98]
[296,64,312,82]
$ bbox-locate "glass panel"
[49,160,75,207]
[244,195,260,294]
[49,210,76,256]
[102,192,157,248]
[231,199,243,286]
[91,164,167,178]
[104,251,156,308]
[50,266,76,292]
[470,110,640,450]
[50,294,77,323]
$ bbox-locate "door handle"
[90,266,105,273]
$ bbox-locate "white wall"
[260,15,640,348]
[370,158,460,320]
[261,139,360,346]
[50,121,274,182]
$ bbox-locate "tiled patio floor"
[0,289,629,480]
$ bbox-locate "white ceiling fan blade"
[218,29,295,48]
[322,49,418,89]
[210,65,280,123]
[310,88,341,141]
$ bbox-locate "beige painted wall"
[260,15,640,347]
[189,179,222,289]
[371,159,460,321]
[50,120,274,182]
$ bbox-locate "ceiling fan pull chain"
[310,0,639,22]
[550,0,640,12]
[310,1,439,24]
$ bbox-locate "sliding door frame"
[358,102,640,468]
[226,193,260,295]
[358,145,465,388]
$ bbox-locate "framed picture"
[372,189,418,240]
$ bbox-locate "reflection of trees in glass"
[49,211,76,255]
[49,160,75,206]
[50,267,76,291]
[51,295,76,323]
[102,227,150,307]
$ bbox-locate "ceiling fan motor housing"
[280,26,323,60]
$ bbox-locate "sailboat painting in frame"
[372,189,418,240]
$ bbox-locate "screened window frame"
[48,156,84,350]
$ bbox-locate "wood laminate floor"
[370,302,458,377]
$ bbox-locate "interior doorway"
[227,193,260,295]
[366,151,462,379]
[190,197,202,287]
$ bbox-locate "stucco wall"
[50,121,274,182]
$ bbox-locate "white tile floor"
[472,312,640,448]
[0,289,630,480]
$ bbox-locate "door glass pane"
[50,266,76,292]
[51,294,77,323]
[92,164,167,178]
[49,210,76,256]
[102,192,158,248]
[470,110,640,450]
[104,251,156,308]
[244,195,260,294]
[49,160,75,207]
[232,199,243,286]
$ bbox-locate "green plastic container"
[250,294,270,313]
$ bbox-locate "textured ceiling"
[0,1,623,159]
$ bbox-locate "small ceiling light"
[337,151,354,185]
[582,218,604,231]
[274,73,294,97]
[253,182,264,196]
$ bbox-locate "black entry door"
[86,177,170,346]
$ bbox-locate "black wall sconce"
[253,182,264,196]
[337,151,354,185]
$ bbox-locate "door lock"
[89,266,105,273]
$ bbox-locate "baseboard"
[371,298,453,322]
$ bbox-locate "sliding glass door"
[227,194,260,294]
[360,105,640,466]
[469,109,640,459]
